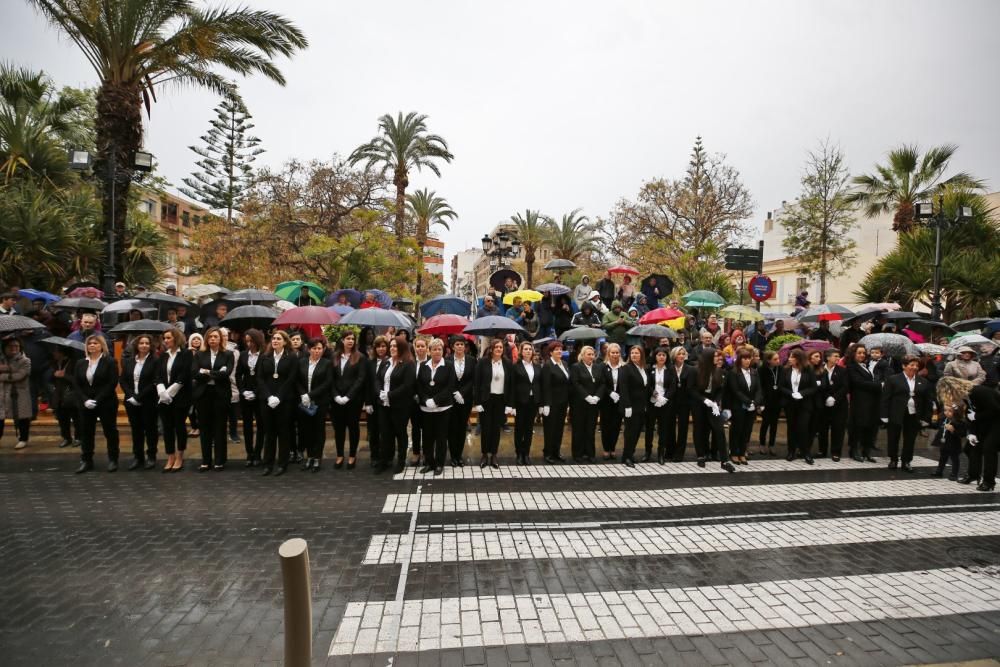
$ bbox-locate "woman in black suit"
[409,336,431,466]
[157,327,191,472]
[600,343,625,461]
[447,337,475,466]
[511,341,541,465]
[668,346,695,462]
[570,345,604,463]
[73,335,120,473]
[331,331,368,469]
[726,347,762,466]
[540,340,571,464]
[257,330,299,476]
[120,334,159,470]
[779,348,817,464]
[366,336,390,469]
[618,345,650,467]
[236,328,265,466]
[880,354,932,472]
[473,338,513,469]
[845,344,879,463]
[645,346,676,464]
[416,338,456,475]
[192,327,235,471]
[690,349,735,472]
[757,350,782,457]
[377,338,416,473]
[298,337,333,471]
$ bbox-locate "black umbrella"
[558,326,605,341]
[905,319,956,337]
[0,315,47,334]
[108,319,174,336]
[227,288,280,304]
[463,316,525,336]
[844,309,884,325]
[627,324,679,339]
[881,311,920,322]
[39,335,85,353]
[951,317,990,333]
[133,291,192,308]
[221,305,279,330]
[339,308,412,329]
[489,269,522,292]
[858,333,918,358]
[51,296,106,312]
[640,274,674,299]
[544,258,576,271]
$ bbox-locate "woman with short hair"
[416,338,456,475]
[540,340,571,464]
[570,345,604,463]
[448,337,475,466]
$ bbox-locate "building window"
[796,276,809,293]
[193,215,201,226]
[765,219,773,233]
[162,203,178,223]
[181,211,190,227]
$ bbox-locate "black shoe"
[932,470,944,478]
[864,456,877,463]
[544,456,557,465]
[641,453,652,463]
[480,456,488,469]
[274,465,287,477]
[456,459,465,467]
[958,476,974,485]
[334,458,344,469]
[803,456,814,465]
[976,483,995,492]
[198,464,210,472]
[420,465,434,474]
[852,455,864,462]
[57,438,72,448]
[75,461,93,474]
[657,452,666,465]
[623,459,635,468]
[901,462,914,473]
[144,460,156,470]
[434,467,443,476]
[948,474,959,481]
[490,456,500,470]
[347,459,356,470]
[697,457,706,468]
[553,455,567,463]
[523,457,531,466]
[107,461,118,472]
[451,459,460,467]
[721,461,736,473]
[127,459,142,471]
[815,452,827,459]
[786,453,796,462]
[394,461,405,474]
[888,459,898,470]
[214,464,225,472]
[262,466,273,476]
[312,463,321,472]
[831,456,841,462]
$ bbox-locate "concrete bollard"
[279,538,312,667]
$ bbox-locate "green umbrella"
[275,280,326,304]
[682,290,725,308]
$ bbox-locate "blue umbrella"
[420,295,472,318]
[362,288,393,309]
[328,304,355,316]
[326,288,362,308]
[17,289,60,303]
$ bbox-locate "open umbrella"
[843,309,884,325]
[639,307,685,325]
[855,302,901,313]
[948,334,997,355]
[797,304,854,323]
[273,306,340,328]
[275,280,325,304]
[133,291,192,308]
[489,268,523,292]
[641,274,674,300]
[39,335,85,353]
[951,317,991,333]
[503,289,543,305]
[326,288,362,308]
[858,333,918,358]
[65,281,102,295]
[534,283,571,296]
[881,311,920,322]
[607,265,640,276]
[683,290,724,308]
[339,307,411,329]
[984,320,1000,337]
[51,296,106,312]
[719,304,765,322]
[420,295,472,318]
[531,336,555,348]
[778,339,834,364]
[361,288,394,309]
[0,315,47,335]
[543,258,576,271]
[221,305,279,330]
[181,284,230,301]
[558,326,605,342]
[274,300,296,313]
[905,319,956,337]
[328,304,355,316]
[228,288,280,304]
[916,343,957,358]
[417,314,470,336]
[101,298,150,316]
[16,289,60,304]
[463,316,525,336]
[627,324,678,339]
[108,319,174,336]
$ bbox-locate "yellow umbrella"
[661,316,686,330]
[503,289,543,305]
[719,304,765,322]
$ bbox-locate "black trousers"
[758,401,780,449]
[571,399,598,459]
[409,402,423,456]
[819,405,848,457]
[377,404,409,463]
[644,403,669,456]
[622,409,645,462]
[543,401,568,458]
[422,409,450,467]
[729,408,755,457]
[331,402,361,457]
[56,403,78,442]
[300,405,328,460]
[0,418,30,443]
[125,400,159,462]
[480,394,505,455]
[367,405,381,461]
[289,405,305,455]
[513,402,535,456]
[159,401,189,455]
[982,427,1000,487]
[448,402,472,462]
[261,401,292,467]
[197,393,230,466]
[692,402,728,461]
[937,437,961,476]
[600,401,622,453]
[240,397,263,460]
[786,404,813,456]
[848,420,878,458]
[80,400,120,463]
[886,414,921,462]
[669,401,691,461]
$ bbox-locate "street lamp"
[914,195,974,320]
[480,229,521,267]
[69,148,154,295]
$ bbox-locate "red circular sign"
[748,274,774,302]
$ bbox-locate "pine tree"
[181,94,263,223]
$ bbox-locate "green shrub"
[765,333,803,352]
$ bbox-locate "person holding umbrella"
[298,337,333,472]
[416,338,456,476]
[236,329,265,466]
[73,335,120,473]
[49,345,80,448]
[120,335,160,470]
[331,331,368,470]
[258,330,299,476]
[641,276,663,308]
[595,272,616,309]
[569,345,604,463]
[473,338,513,469]
[880,354,932,472]
[0,339,32,450]
[192,327,235,471]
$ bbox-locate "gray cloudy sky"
[4,0,1000,283]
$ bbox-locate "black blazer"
[689,368,726,405]
[570,362,606,404]
[618,362,651,415]
[778,366,818,411]
[847,361,880,425]
[473,357,514,406]
[73,356,119,405]
[670,363,696,405]
[726,366,762,411]
[367,356,387,405]
[157,348,193,406]
[758,363,782,407]
[819,364,849,408]
[969,385,1000,438]
[332,352,367,404]
[236,349,263,394]
[510,360,542,406]
[416,360,457,409]
[880,372,932,425]
[541,359,572,407]
[379,360,415,408]
[119,353,159,404]
[647,364,679,403]
[257,352,299,405]
[192,349,235,401]
[449,355,476,405]
[297,356,333,409]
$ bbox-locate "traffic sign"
[748,274,774,302]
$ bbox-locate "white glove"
[219,366,227,373]
[746,401,755,412]
[722,409,732,421]
[453,391,465,404]
[625,407,633,418]
[880,417,888,423]
[379,390,388,403]
[242,390,255,401]
[825,396,835,407]
[510,407,517,416]
[968,410,976,422]
[504,406,513,415]
[200,368,211,375]
[474,405,484,413]
[610,391,620,403]
[703,398,715,408]
[920,421,930,428]
[268,396,280,409]
[336,396,349,405]
[364,404,373,415]
[792,391,803,400]
[156,383,167,399]
[301,394,310,406]
[585,395,599,405]
[656,397,668,408]
[159,395,172,406]
[127,397,140,407]
[84,399,97,410]
[968,434,979,446]
[426,398,437,409]
[166,383,182,398]
[541,406,550,417]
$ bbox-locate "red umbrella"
[273,305,341,327]
[639,307,684,324]
[418,314,470,336]
[607,265,640,276]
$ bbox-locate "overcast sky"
[4,0,999,283]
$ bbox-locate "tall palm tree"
[545,208,598,264]
[510,209,548,288]
[27,0,307,285]
[348,111,453,239]
[406,188,456,296]
[847,144,983,233]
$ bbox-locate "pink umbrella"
[273,305,341,327]
[639,307,685,324]
[607,265,640,276]
[778,339,833,364]
[417,314,471,336]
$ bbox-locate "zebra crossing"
[330,456,1000,659]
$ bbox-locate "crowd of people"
[1,282,999,490]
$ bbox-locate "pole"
[279,538,312,667]
[931,219,943,321]
[104,145,117,296]
[756,239,764,312]
[739,270,745,306]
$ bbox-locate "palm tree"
[510,209,548,288]
[348,112,453,239]
[847,144,984,233]
[406,188,456,296]
[545,208,598,264]
[27,0,307,285]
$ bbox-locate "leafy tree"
[847,144,984,234]
[780,141,857,304]
[545,208,599,263]
[856,190,1000,320]
[349,111,453,239]
[180,93,263,222]
[406,187,456,295]
[510,209,549,288]
[27,0,307,285]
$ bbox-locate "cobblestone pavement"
[3,420,1000,666]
